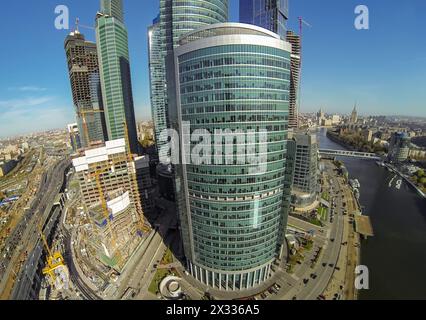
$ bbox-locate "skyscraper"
[172,23,292,291]
[286,30,301,129]
[148,0,229,162]
[65,30,107,147]
[388,132,411,163]
[67,123,81,152]
[350,105,358,124]
[96,0,139,154]
[239,0,289,39]
[289,132,319,208]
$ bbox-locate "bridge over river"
[319,149,381,160]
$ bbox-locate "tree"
[416,170,425,178]
[0,191,5,201]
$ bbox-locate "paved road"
[272,162,346,300]
[295,163,346,300]
[63,229,101,300]
[0,158,70,297]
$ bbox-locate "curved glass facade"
[174,24,292,291]
[150,0,229,161]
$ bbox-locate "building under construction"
[65,30,107,148]
[72,139,147,271]
[286,30,301,129]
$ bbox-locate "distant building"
[317,108,325,126]
[0,160,18,177]
[289,132,319,208]
[388,132,410,163]
[362,129,373,142]
[67,123,81,152]
[331,115,341,125]
[350,105,358,124]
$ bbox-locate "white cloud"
[0,96,54,109]
[7,86,47,92]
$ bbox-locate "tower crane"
[297,17,312,125]
[39,226,68,290]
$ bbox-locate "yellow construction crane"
[123,121,150,234]
[90,166,123,268]
[39,227,66,287]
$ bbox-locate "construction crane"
[91,166,123,269]
[39,227,68,289]
[298,17,312,67]
[123,121,150,234]
[75,18,95,32]
[297,17,312,126]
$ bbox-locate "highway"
[0,158,70,298]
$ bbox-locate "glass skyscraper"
[96,0,139,154]
[148,0,229,162]
[172,23,292,291]
[239,0,289,39]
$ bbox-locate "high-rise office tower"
[388,132,411,163]
[239,0,289,39]
[289,132,319,208]
[171,23,292,291]
[96,0,139,154]
[148,0,229,162]
[286,30,301,129]
[350,105,358,124]
[65,31,107,148]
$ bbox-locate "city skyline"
[1,0,426,138]
[1,0,426,303]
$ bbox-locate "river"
[316,128,426,300]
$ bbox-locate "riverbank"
[384,163,426,198]
[317,128,426,299]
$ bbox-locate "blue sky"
[1,0,425,138]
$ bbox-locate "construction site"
[67,138,152,296]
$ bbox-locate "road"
[272,162,347,300]
[0,158,70,298]
[63,229,101,300]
